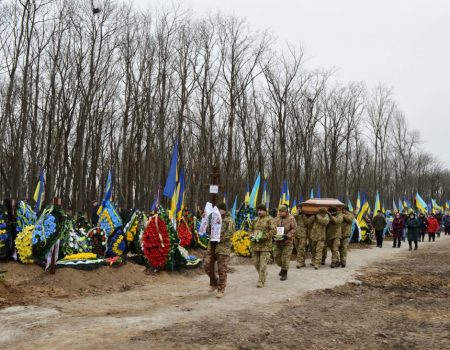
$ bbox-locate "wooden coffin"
[300,198,345,215]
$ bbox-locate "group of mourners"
[204,202,355,297]
[370,209,446,250]
[204,202,450,299]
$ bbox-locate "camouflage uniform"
[294,213,314,266]
[204,212,235,292]
[274,214,297,270]
[250,213,277,286]
[310,209,330,269]
[323,211,343,266]
[339,212,354,266]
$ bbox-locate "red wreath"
[88,228,106,257]
[177,219,192,247]
[142,215,171,269]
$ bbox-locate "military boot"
[280,269,288,281]
[278,269,283,276]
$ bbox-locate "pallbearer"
[339,206,354,267]
[310,208,330,270]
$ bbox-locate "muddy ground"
[1,237,449,349]
[133,241,450,350]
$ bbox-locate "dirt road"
[1,237,449,349]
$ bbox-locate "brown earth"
[131,241,450,350]
[1,237,449,349]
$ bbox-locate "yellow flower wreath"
[63,252,98,260]
[112,234,125,256]
[232,230,251,257]
[15,225,35,264]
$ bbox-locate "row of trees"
[0,0,448,214]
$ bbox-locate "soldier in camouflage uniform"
[339,206,354,268]
[203,202,235,298]
[322,207,343,268]
[250,204,277,287]
[294,206,315,268]
[310,207,330,269]
[274,205,297,280]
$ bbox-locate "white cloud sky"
[132,0,450,167]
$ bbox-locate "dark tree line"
[0,0,448,214]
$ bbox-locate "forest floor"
[1,236,449,349]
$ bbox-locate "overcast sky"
[133,0,450,167]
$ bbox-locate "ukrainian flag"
[415,192,427,213]
[249,173,261,209]
[33,170,45,213]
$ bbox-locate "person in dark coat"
[406,212,420,251]
[391,212,404,248]
[417,212,427,242]
[372,210,387,248]
[91,200,100,226]
[435,211,443,237]
[444,213,450,236]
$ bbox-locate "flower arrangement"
[124,211,139,245]
[106,227,126,257]
[15,225,35,263]
[63,252,97,260]
[75,215,91,231]
[177,218,193,247]
[232,230,251,257]
[141,211,172,269]
[31,205,66,259]
[177,246,201,268]
[87,227,107,257]
[16,201,36,234]
[0,206,12,258]
[235,207,256,232]
[98,201,122,237]
[63,226,90,255]
[194,218,208,249]
[32,213,57,246]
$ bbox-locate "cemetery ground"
[1,237,449,349]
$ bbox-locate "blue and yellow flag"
[357,201,369,226]
[281,180,290,206]
[392,199,397,212]
[373,191,381,213]
[356,192,361,213]
[163,142,178,198]
[176,170,185,220]
[249,173,261,209]
[244,184,250,206]
[150,189,160,211]
[432,199,443,212]
[398,199,404,212]
[33,170,45,213]
[231,196,238,220]
[347,199,353,212]
[415,192,427,213]
[291,199,297,215]
[261,178,268,207]
[98,169,113,215]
